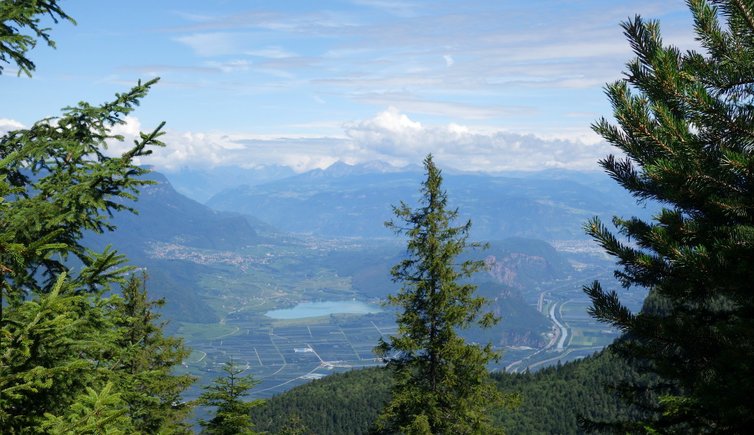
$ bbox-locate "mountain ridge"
[205,162,651,240]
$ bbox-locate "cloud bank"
[108,108,613,173]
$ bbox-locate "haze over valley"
[83,160,649,398]
[9,2,741,432]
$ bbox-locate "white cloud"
[110,115,142,138]
[204,59,252,73]
[173,32,244,56]
[343,108,613,171]
[443,54,454,67]
[357,106,422,132]
[344,106,427,155]
[0,118,25,133]
[109,110,613,173]
[245,47,296,59]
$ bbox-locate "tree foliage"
[0,273,111,430]
[1,3,193,433]
[251,367,390,435]
[0,0,74,76]
[584,0,754,432]
[0,76,165,305]
[375,154,509,434]
[197,360,263,435]
[249,351,652,435]
[41,382,132,435]
[108,273,195,434]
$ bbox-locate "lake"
[265,300,382,319]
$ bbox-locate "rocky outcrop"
[484,253,549,288]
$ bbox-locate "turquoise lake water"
[265,300,382,319]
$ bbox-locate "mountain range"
[203,161,653,240]
[84,166,582,340]
[85,171,276,323]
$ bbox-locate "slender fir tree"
[0,273,114,430]
[197,360,263,435]
[375,154,508,435]
[40,382,132,435]
[109,273,195,434]
[584,0,754,432]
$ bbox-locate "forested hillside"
[5,0,754,433]
[249,350,651,434]
[84,171,276,323]
[251,368,392,435]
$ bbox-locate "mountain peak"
[319,160,417,177]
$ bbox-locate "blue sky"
[1,1,695,173]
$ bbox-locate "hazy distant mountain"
[78,168,582,354]
[481,238,573,288]
[96,171,271,252]
[317,236,565,347]
[86,171,275,323]
[206,161,651,240]
[160,164,296,203]
[300,160,422,178]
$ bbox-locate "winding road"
[549,301,568,351]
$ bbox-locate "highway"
[549,301,569,351]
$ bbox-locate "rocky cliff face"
[484,253,549,288]
[478,248,570,348]
[496,329,546,348]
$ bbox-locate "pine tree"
[0,273,112,430]
[197,360,263,435]
[0,75,165,306]
[1,3,193,432]
[1,5,165,320]
[108,273,195,434]
[40,382,132,435]
[374,154,508,434]
[584,0,754,432]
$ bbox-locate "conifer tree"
[41,382,132,435]
[108,273,195,434]
[0,273,114,430]
[585,0,754,432]
[1,3,193,432]
[375,154,507,434]
[198,360,263,435]
[0,0,73,76]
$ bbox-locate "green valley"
[92,171,639,399]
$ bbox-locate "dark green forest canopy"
[250,351,647,435]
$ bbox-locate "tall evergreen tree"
[108,273,195,434]
[40,382,132,435]
[1,3,193,432]
[375,154,508,434]
[197,360,263,435]
[584,0,754,432]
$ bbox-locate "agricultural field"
[180,315,398,399]
[165,237,643,398]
